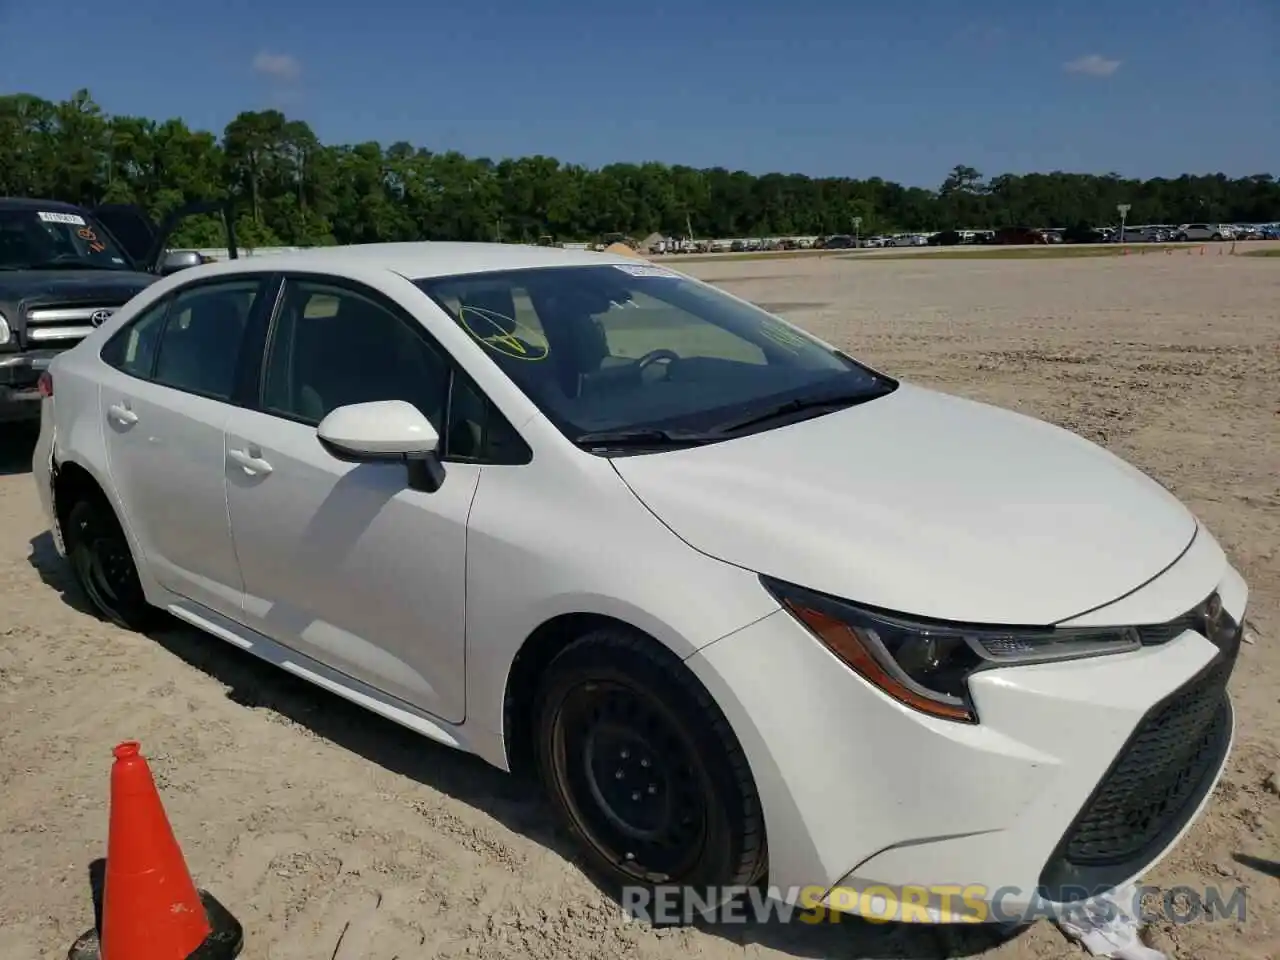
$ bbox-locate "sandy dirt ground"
[1,249,1277,959]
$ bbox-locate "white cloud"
[252,51,302,82]
[1064,54,1121,77]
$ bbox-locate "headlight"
[0,312,10,346]
[763,577,1141,723]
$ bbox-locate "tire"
[64,496,158,631]
[533,628,766,900]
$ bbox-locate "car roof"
[190,241,653,281]
[0,197,88,212]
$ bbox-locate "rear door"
[99,275,274,617]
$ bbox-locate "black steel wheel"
[534,628,766,894]
[65,497,157,631]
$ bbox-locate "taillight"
[37,371,53,398]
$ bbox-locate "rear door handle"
[107,403,138,426]
[227,447,273,476]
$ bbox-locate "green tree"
[1,90,1276,246]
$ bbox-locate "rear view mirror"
[159,250,204,275]
[316,400,445,492]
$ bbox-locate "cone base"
[68,889,243,960]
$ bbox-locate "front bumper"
[0,350,60,423]
[686,552,1247,922]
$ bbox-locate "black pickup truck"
[0,198,235,424]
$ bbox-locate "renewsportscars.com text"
[620,884,1249,926]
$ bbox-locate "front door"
[99,277,268,617]
[223,276,477,723]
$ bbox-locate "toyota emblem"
[90,309,113,327]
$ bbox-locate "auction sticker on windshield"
[37,211,87,225]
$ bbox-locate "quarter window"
[152,280,262,400]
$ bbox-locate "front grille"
[1040,621,1239,896]
[1063,656,1232,864]
[23,304,120,345]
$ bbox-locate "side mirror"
[159,250,204,275]
[316,400,445,492]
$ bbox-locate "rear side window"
[153,280,263,400]
[101,300,170,378]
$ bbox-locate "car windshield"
[415,263,894,443]
[0,207,134,271]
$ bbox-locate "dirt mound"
[603,241,646,259]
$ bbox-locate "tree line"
[3,90,1277,250]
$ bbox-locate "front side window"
[0,207,134,271]
[416,264,893,443]
[262,279,450,426]
[261,278,527,463]
[153,280,262,400]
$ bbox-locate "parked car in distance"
[820,234,857,249]
[993,226,1048,244]
[1176,223,1232,241]
[1062,224,1109,244]
[34,242,1249,922]
[0,198,235,425]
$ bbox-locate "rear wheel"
[534,628,766,900]
[64,497,157,631]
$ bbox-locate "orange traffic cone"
[68,742,243,960]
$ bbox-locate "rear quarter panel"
[47,332,153,581]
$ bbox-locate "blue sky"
[1,0,1275,187]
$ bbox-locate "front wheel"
[64,497,158,631]
[534,629,766,898]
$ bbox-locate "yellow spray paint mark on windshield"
[459,306,549,361]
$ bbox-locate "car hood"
[610,383,1197,625]
[0,270,157,314]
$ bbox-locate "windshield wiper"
[713,384,896,434]
[572,427,722,449]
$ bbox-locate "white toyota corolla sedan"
[32,242,1247,920]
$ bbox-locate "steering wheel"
[635,349,680,374]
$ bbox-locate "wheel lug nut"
[631,791,640,800]
[647,785,657,795]
[615,770,624,780]
[640,758,650,768]
[620,750,630,759]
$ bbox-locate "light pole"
[852,216,862,248]
[1117,203,1130,244]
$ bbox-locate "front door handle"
[227,447,273,476]
[107,403,138,426]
